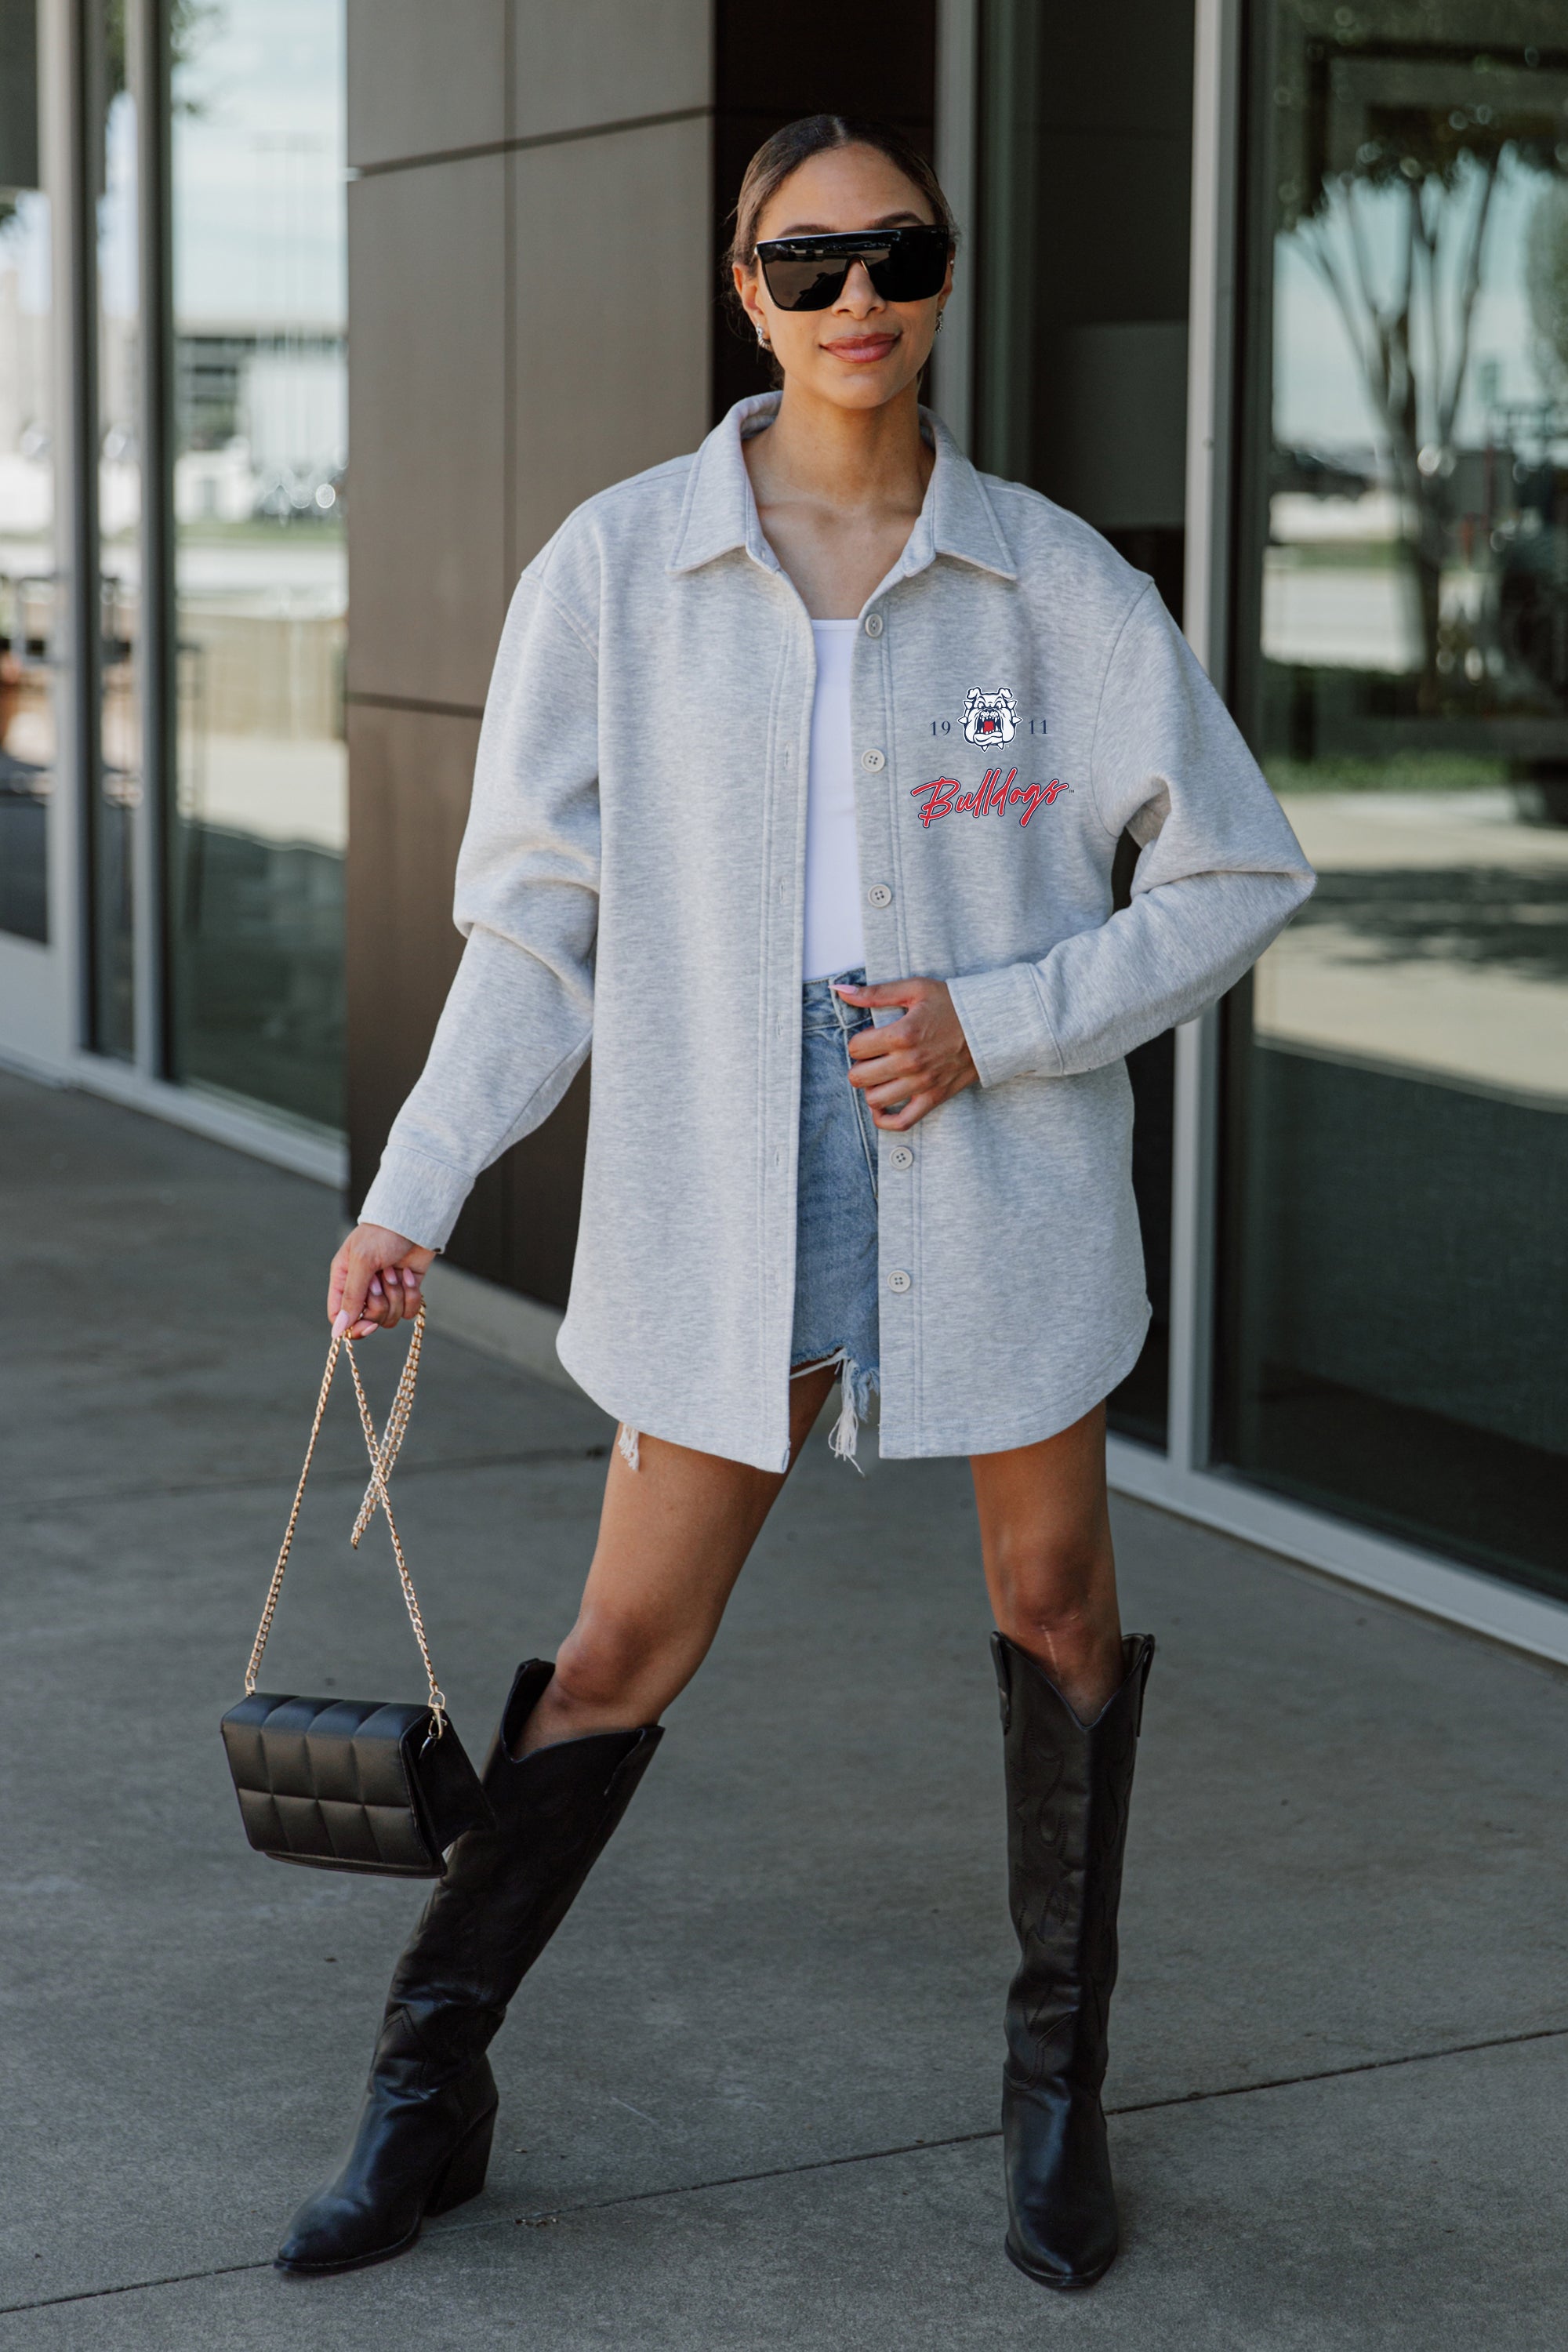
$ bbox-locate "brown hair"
[724,114,958,333]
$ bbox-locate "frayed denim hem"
[790,1345,880,1472]
[615,1350,880,1479]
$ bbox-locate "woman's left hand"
[836,976,978,1130]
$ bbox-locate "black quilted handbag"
[220,1305,492,1878]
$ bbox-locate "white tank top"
[802,620,867,981]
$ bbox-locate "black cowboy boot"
[992,1630,1154,2289]
[277,1661,661,2274]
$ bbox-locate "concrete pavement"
[2,1067,1565,2347]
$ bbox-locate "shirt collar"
[666,392,1018,583]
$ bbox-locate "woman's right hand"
[328,1225,437,1338]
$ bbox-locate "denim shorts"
[789,967,881,1463]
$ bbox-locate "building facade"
[3,0,1565,1655]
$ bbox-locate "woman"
[280,115,1312,2288]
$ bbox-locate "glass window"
[0,0,54,946]
[169,0,346,1134]
[1219,3,1568,1595]
[976,0,1196,1445]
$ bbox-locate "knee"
[550,1611,668,1719]
[989,1529,1111,1650]
[551,1616,645,1713]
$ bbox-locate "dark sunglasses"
[754,225,949,312]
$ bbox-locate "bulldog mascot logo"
[961,686,1018,745]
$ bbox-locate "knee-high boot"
[991,1630,1154,2289]
[277,1660,662,2274]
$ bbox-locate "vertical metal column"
[968,0,1039,481]
[933,0,978,453]
[131,0,172,1076]
[53,0,100,1049]
[1167,0,1243,1473]
[29,0,78,1008]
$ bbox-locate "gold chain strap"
[349,1302,423,1548]
[339,1323,445,1727]
[242,1304,446,1731]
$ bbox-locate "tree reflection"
[1278,3,1568,710]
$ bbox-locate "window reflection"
[170,0,346,1134]
[1221,4,1568,1592]
[0,153,54,944]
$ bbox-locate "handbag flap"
[223,1691,481,1875]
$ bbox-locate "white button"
[887,1269,912,1293]
[864,612,884,637]
[890,1145,914,1170]
[866,883,892,909]
[861,748,886,771]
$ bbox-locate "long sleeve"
[358,564,600,1247]
[948,583,1314,1087]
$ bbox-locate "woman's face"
[735,143,951,412]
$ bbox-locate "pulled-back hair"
[724,114,958,321]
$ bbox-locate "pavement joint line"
[13,1445,612,1516]
[430,2020,1568,2245]
[6,2022,1565,2319]
[1103,2020,1568,2116]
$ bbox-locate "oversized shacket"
[361,394,1314,1471]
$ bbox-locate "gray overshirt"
[361,394,1314,1470]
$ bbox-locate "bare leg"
[517,1363,840,1753]
[969,1403,1125,1724]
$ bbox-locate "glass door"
[2,0,347,1136]
[1219,2,1568,1595]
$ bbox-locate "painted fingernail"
[332,1310,350,1336]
